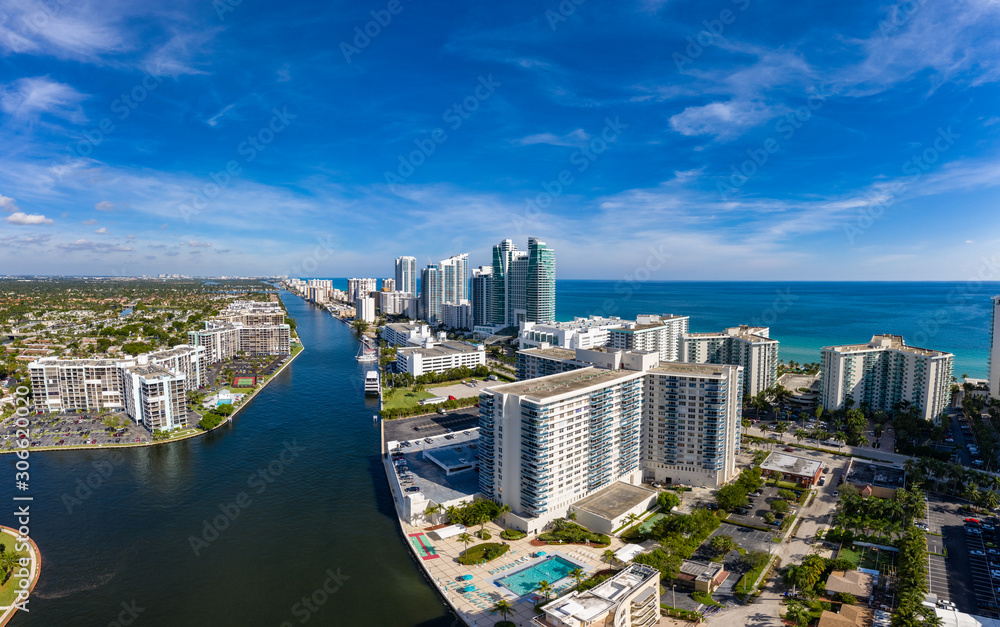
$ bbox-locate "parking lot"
[383,407,481,444]
[711,521,779,555]
[0,410,153,450]
[925,493,993,615]
[725,485,797,531]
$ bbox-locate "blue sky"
[1,0,999,279]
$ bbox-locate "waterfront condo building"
[188,321,290,363]
[121,361,189,430]
[681,325,778,397]
[380,278,395,292]
[608,314,689,362]
[440,301,472,330]
[376,290,410,316]
[395,340,486,376]
[641,362,743,488]
[490,237,556,327]
[517,316,628,351]
[479,359,743,531]
[355,296,376,323]
[470,266,493,328]
[820,334,953,421]
[146,344,207,390]
[347,277,377,301]
[394,256,417,296]
[536,564,660,627]
[30,357,128,412]
[478,368,645,532]
[991,296,1000,399]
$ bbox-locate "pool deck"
[389,458,630,626]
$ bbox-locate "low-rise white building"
[382,322,434,347]
[517,316,628,350]
[396,340,486,376]
[535,564,660,627]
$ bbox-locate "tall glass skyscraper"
[527,237,556,324]
[420,264,442,325]
[440,253,469,304]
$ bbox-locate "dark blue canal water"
[6,291,456,626]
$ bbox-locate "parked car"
[967,518,982,524]
[405,486,420,493]
[971,550,987,556]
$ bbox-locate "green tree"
[570,568,585,590]
[457,532,474,554]
[771,499,790,515]
[537,579,553,601]
[490,598,514,622]
[657,491,681,511]
[709,535,737,556]
[784,599,810,627]
[716,483,749,511]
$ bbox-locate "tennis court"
[233,376,256,387]
[639,513,668,532]
[855,545,896,574]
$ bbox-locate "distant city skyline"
[1,1,1000,279]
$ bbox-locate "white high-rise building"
[441,301,472,330]
[440,253,469,305]
[820,334,953,422]
[381,278,395,292]
[991,296,1000,399]
[356,296,376,323]
[478,360,742,532]
[347,278,377,301]
[376,290,409,316]
[682,325,779,397]
[608,315,689,363]
[394,256,417,296]
[421,264,442,325]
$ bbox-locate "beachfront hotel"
[681,325,779,397]
[607,314,689,363]
[477,358,742,532]
[820,334,954,421]
[991,296,1000,400]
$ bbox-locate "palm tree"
[0,551,18,576]
[794,428,807,444]
[625,513,640,530]
[774,422,789,441]
[490,598,515,623]
[602,549,617,565]
[570,568,585,590]
[457,532,474,555]
[537,579,554,601]
[784,599,810,627]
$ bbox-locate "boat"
[356,337,377,363]
[364,370,380,396]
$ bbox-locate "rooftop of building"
[678,559,727,583]
[646,362,735,377]
[542,564,658,626]
[29,356,124,367]
[398,340,483,357]
[817,604,872,627]
[761,451,823,478]
[845,459,906,489]
[823,334,953,358]
[396,441,481,505]
[518,346,579,361]
[824,570,874,597]
[570,481,657,521]
[148,344,203,358]
[486,367,641,400]
[126,363,176,378]
[685,325,775,343]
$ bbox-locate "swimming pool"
[497,555,580,596]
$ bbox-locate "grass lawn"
[691,590,723,607]
[0,531,32,608]
[381,387,434,411]
[838,546,862,566]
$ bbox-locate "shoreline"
[4,339,305,456]
[0,526,41,627]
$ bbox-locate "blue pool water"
[217,399,232,406]
[498,556,580,596]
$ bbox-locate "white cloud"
[669,100,780,140]
[57,239,131,252]
[185,240,212,247]
[94,227,106,234]
[6,212,53,225]
[95,200,114,211]
[143,31,215,78]
[515,129,590,147]
[0,195,19,213]
[0,77,86,122]
[82,218,97,225]
[206,103,235,127]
